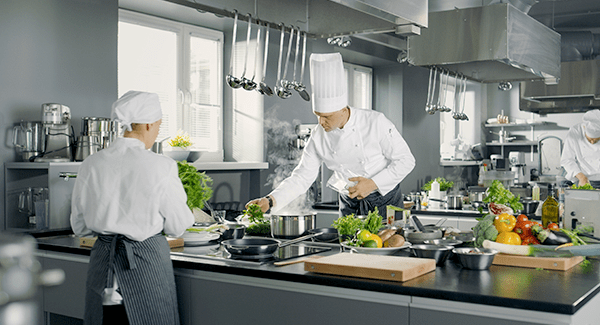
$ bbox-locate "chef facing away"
[70,91,194,325]
[247,53,415,216]
[561,109,600,187]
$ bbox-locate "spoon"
[240,14,255,90]
[275,24,292,99]
[257,24,273,96]
[243,18,260,91]
[225,11,242,89]
[293,30,310,101]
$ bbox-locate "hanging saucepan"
[221,232,323,257]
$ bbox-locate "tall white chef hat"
[111,91,162,132]
[310,53,348,113]
[583,109,600,138]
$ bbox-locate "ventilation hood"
[520,59,600,114]
[165,0,427,38]
[406,3,561,83]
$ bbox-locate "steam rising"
[264,109,315,213]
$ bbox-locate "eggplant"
[532,224,572,245]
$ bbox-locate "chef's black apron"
[85,233,180,325]
[339,182,403,217]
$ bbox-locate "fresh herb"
[422,177,454,191]
[332,214,363,237]
[243,203,271,236]
[363,207,383,234]
[571,183,595,190]
[168,130,193,148]
[559,228,587,246]
[580,258,593,273]
[483,180,523,211]
[177,161,213,210]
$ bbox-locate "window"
[118,10,223,159]
[344,62,372,110]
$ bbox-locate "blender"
[36,103,73,162]
[509,151,529,185]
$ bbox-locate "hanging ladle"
[293,30,310,101]
[257,23,273,96]
[425,67,437,115]
[275,24,292,99]
[240,14,256,90]
[243,18,260,91]
[226,11,242,89]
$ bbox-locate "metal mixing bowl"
[453,247,498,270]
[410,244,454,266]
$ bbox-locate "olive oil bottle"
[541,184,559,227]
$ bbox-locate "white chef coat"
[270,107,415,210]
[70,137,194,241]
[560,123,600,181]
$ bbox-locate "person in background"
[561,109,600,187]
[246,52,415,216]
[70,91,194,325]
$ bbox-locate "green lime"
[363,240,378,248]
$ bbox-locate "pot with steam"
[270,212,317,239]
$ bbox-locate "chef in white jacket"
[561,109,600,187]
[247,53,415,216]
[70,91,194,325]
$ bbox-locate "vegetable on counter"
[333,208,405,248]
[473,214,499,247]
[496,231,522,245]
[332,214,364,238]
[484,180,523,212]
[177,161,213,210]
[571,183,595,190]
[494,213,517,233]
[531,224,571,245]
[243,203,270,236]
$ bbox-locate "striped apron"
[84,234,180,325]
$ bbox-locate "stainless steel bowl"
[452,247,498,270]
[423,238,463,246]
[405,229,443,244]
[410,244,454,266]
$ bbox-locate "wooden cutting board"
[79,236,184,249]
[492,253,585,271]
[304,253,436,282]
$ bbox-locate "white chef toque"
[111,91,163,132]
[583,109,600,138]
[310,53,348,113]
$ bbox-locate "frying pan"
[308,227,339,243]
[221,232,323,257]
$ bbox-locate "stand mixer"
[35,103,73,162]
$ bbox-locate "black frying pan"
[221,232,323,256]
[308,227,339,242]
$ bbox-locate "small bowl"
[452,247,498,270]
[405,229,443,244]
[220,224,246,240]
[410,244,454,266]
[423,238,463,246]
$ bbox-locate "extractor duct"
[406,3,561,83]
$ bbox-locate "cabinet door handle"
[58,172,77,181]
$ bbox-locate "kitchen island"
[35,235,600,325]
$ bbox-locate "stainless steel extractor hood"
[520,59,600,114]
[406,3,561,83]
[165,0,427,39]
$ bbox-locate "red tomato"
[521,235,540,245]
[516,214,528,223]
[514,220,534,239]
[547,222,560,231]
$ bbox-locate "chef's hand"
[575,172,590,186]
[245,196,275,213]
[347,177,377,200]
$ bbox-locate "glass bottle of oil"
[541,184,559,227]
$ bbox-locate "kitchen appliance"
[509,151,530,184]
[74,135,101,161]
[81,117,118,149]
[564,189,600,235]
[12,121,45,161]
[490,154,506,170]
[18,187,49,230]
[37,103,73,162]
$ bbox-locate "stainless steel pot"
[270,212,317,239]
[446,195,463,210]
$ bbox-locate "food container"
[410,244,454,266]
[340,241,411,255]
[405,229,443,244]
[446,195,463,209]
[220,224,246,240]
[520,199,540,215]
[270,212,317,239]
[453,247,498,270]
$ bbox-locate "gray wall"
[1,0,118,229]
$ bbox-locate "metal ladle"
[275,24,292,99]
[243,18,260,91]
[257,23,273,96]
[240,14,256,90]
[293,30,310,101]
[425,67,437,114]
[226,11,242,88]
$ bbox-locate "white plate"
[181,232,220,246]
[340,241,412,255]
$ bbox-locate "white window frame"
[344,62,373,110]
[118,10,224,161]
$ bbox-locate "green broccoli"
[473,214,498,247]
